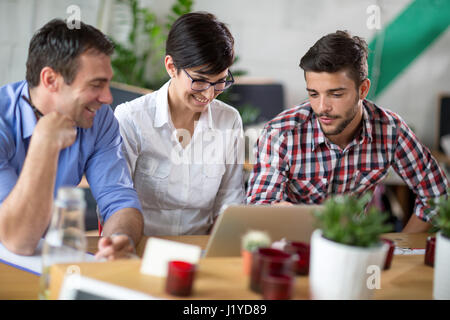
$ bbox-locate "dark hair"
[26,18,114,88]
[299,30,369,87]
[166,12,234,75]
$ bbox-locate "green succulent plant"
[314,193,393,248]
[431,192,450,239]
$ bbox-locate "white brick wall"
[0,0,35,84]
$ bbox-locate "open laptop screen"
[204,204,322,257]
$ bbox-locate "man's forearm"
[402,214,432,233]
[0,140,60,255]
[102,208,144,247]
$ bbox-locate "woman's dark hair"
[166,12,235,75]
[26,18,114,88]
[299,30,369,87]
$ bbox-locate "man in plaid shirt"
[246,30,449,233]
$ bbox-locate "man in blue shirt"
[0,19,143,259]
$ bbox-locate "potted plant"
[432,193,450,299]
[241,230,271,275]
[309,193,392,300]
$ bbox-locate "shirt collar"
[154,80,171,128]
[312,112,327,151]
[19,82,38,139]
[361,100,373,144]
[154,79,214,130]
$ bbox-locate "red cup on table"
[424,236,436,267]
[249,248,293,293]
[262,273,294,300]
[166,261,196,297]
[261,273,295,300]
[284,241,310,275]
[381,238,395,270]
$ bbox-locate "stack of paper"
[0,239,95,276]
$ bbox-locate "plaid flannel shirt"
[246,100,449,222]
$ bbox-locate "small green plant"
[235,104,261,125]
[241,230,271,252]
[111,0,193,90]
[314,193,393,248]
[431,192,450,239]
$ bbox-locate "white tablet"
[59,274,162,300]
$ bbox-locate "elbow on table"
[0,214,43,256]
[0,234,38,256]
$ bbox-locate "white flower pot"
[433,232,450,300]
[310,229,388,300]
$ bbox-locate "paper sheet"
[140,237,202,277]
[394,248,426,255]
[0,239,95,276]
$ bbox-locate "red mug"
[424,236,436,267]
[283,241,310,275]
[381,238,395,270]
[166,260,196,296]
[249,248,293,293]
[262,273,294,300]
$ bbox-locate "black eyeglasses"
[183,69,234,92]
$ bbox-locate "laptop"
[204,204,322,257]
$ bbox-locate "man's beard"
[316,95,360,136]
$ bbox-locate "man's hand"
[32,111,77,150]
[98,208,143,260]
[95,234,137,260]
[273,201,294,206]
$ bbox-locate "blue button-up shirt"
[0,80,142,222]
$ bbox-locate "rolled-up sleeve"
[0,118,18,204]
[85,108,142,223]
[392,120,449,222]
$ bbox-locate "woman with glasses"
[114,12,244,236]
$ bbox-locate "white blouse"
[114,80,245,236]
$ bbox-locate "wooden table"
[0,235,208,300]
[0,263,40,300]
[0,233,433,300]
[53,233,434,300]
[49,252,433,300]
